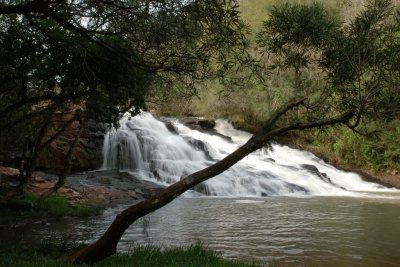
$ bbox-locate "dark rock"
[301,164,330,183]
[178,117,216,131]
[301,164,319,174]
[198,120,216,129]
[285,182,309,193]
[161,120,178,135]
[264,158,275,163]
[184,137,214,160]
[301,164,345,190]
[192,182,211,195]
[160,116,233,142]
[259,179,309,195]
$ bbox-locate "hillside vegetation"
[154,0,400,174]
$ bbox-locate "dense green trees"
[67,1,400,263]
[1,0,399,264]
[258,0,400,121]
[0,0,249,191]
[254,0,400,171]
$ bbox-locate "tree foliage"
[322,0,400,122]
[0,0,249,187]
[256,0,400,126]
[0,0,249,125]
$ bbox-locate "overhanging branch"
[66,98,355,264]
[258,96,307,134]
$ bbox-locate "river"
[4,196,400,266]
[2,112,400,266]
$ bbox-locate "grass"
[0,192,101,225]
[25,193,100,218]
[302,120,400,173]
[0,242,263,267]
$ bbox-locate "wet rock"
[135,188,144,194]
[79,186,130,204]
[301,164,319,174]
[264,158,275,163]
[160,120,178,135]
[30,170,165,204]
[258,178,309,196]
[285,182,309,193]
[302,164,327,180]
[301,164,332,183]
[179,117,216,131]
[192,182,211,195]
[301,164,345,190]
[198,120,216,129]
[184,137,214,160]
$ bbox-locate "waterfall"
[102,112,395,197]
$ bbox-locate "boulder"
[158,118,178,134]
[301,164,345,189]
[184,137,214,160]
[178,117,216,131]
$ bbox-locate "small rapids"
[102,112,395,197]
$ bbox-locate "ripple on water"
[2,196,400,266]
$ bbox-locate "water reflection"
[2,196,400,266]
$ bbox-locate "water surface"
[4,196,400,266]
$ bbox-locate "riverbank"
[0,243,260,267]
[0,167,164,228]
[290,144,400,189]
[194,116,400,190]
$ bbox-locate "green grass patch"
[27,193,101,218]
[0,193,101,225]
[297,120,400,173]
[0,242,264,267]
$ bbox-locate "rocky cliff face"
[37,119,107,171]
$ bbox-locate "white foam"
[102,113,398,197]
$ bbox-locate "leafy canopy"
[256,0,400,125]
[0,0,249,126]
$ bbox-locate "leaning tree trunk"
[66,98,354,264]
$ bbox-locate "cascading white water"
[102,112,395,197]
